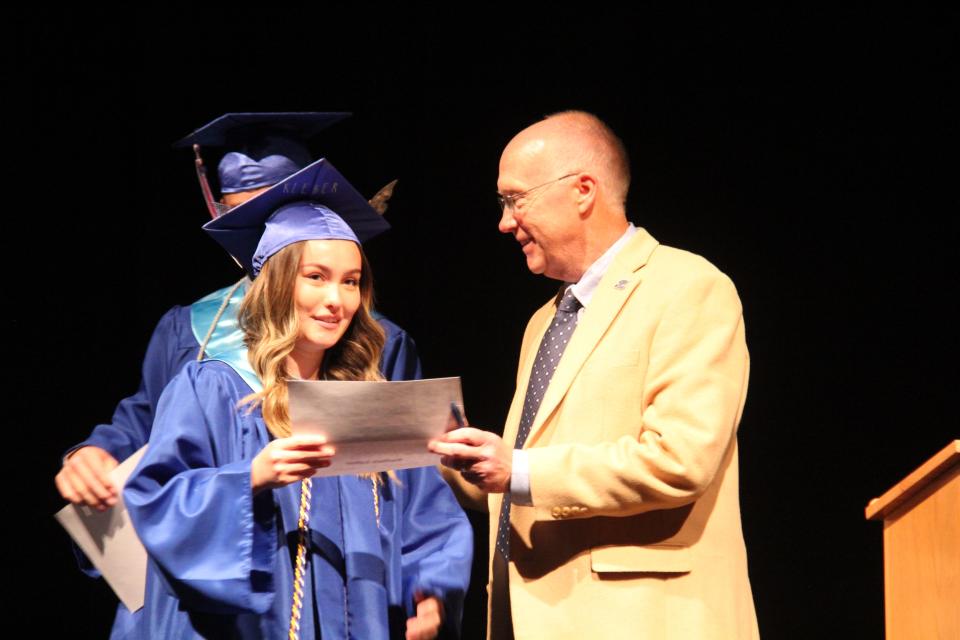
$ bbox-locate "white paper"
[288,377,463,476]
[54,446,148,612]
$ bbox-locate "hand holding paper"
[54,447,148,612]
[251,434,335,493]
[429,427,513,493]
[288,376,463,476]
[55,446,120,511]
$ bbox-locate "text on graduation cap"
[283,181,340,196]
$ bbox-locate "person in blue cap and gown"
[116,158,472,639]
[55,113,419,511]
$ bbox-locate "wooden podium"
[865,440,960,639]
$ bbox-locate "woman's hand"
[405,593,444,640]
[251,434,334,494]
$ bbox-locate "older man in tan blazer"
[430,111,759,639]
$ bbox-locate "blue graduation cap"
[203,157,390,277]
[175,112,350,217]
[174,113,350,149]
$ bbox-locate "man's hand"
[251,434,334,494]
[405,593,444,640]
[429,427,512,493]
[55,446,120,511]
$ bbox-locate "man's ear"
[575,172,598,216]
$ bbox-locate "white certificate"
[54,446,148,612]
[288,376,463,476]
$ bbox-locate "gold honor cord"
[288,478,313,640]
[287,475,385,639]
[371,474,382,528]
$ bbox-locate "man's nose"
[498,205,518,233]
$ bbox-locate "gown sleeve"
[377,316,471,632]
[398,466,474,636]
[124,361,278,615]
[68,306,196,462]
[377,317,423,382]
[68,306,196,577]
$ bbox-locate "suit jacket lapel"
[524,228,659,448]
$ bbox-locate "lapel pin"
[614,279,628,290]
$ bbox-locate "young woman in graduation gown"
[116,162,472,639]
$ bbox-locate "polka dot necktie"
[496,286,582,559]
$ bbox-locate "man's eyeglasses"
[497,173,579,212]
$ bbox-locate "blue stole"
[188,280,262,392]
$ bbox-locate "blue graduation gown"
[117,361,472,639]
[72,282,421,462]
[70,283,435,628]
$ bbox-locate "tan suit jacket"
[455,228,759,639]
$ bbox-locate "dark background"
[15,7,957,638]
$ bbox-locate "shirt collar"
[569,223,637,309]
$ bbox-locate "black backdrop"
[16,8,957,639]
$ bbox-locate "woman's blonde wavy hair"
[238,240,385,439]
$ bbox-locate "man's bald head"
[503,111,631,212]
[498,112,632,282]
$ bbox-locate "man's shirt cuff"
[510,448,533,505]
